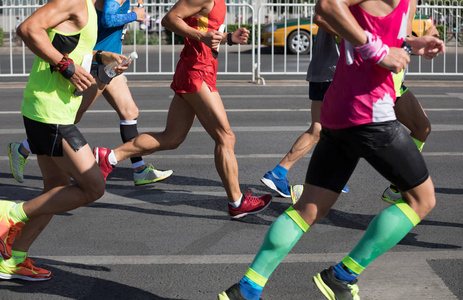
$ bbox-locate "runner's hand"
[69,64,94,92]
[407,35,445,59]
[231,28,250,44]
[201,30,224,51]
[103,52,130,75]
[378,47,410,74]
[133,7,146,22]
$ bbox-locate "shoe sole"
[217,291,231,300]
[8,143,24,184]
[313,273,336,300]
[134,172,174,186]
[0,273,52,281]
[260,177,290,198]
[230,198,272,219]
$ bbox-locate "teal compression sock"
[244,207,309,285]
[271,164,288,179]
[343,200,421,274]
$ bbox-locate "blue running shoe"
[260,171,290,198]
[342,186,349,193]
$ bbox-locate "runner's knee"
[80,176,105,205]
[216,129,235,148]
[161,133,187,150]
[118,105,139,121]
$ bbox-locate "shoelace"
[244,191,262,203]
[6,221,24,247]
[18,257,39,271]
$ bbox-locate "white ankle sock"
[229,194,243,208]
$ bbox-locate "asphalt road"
[0,79,462,300]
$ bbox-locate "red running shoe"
[228,191,272,219]
[0,256,52,281]
[94,147,115,180]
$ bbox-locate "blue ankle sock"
[238,277,263,300]
[272,165,288,179]
[333,262,358,282]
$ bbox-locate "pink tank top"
[321,0,410,129]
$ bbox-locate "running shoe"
[313,266,360,300]
[218,283,262,300]
[8,142,28,184]
[0,256,52,281]
[134,164,173,186]
[342,186,350,193]
[228,191,272,219]
[94,147,115,180]
[0,201,25,259]
[381,184,402,204]
[260,171,290,198]
[290,184,304,205]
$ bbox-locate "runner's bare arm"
[315,0,368,46]
[161,0,223,50]
[17,0,87,67]
[313,14,339,37]
[17,0,93,91]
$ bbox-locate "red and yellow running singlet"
[171,0,226,95]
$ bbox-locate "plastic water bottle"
[104,52,138,78]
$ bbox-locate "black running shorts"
[23,116,87,157]
[309,82,332,101]
[305,120,429,193]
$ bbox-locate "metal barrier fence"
[1,1,462,81]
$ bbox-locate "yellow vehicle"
[261,15,434,55]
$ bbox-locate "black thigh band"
[90,64,113,85]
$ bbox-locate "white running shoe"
[134,164,173,186]
[381,185,402,204]
[290,184,304,205]
[8,143,28,183]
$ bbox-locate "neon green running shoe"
[290,184,304,205]
[8,143,28,183]
[133,164,173,186]
[313,266,360,300]
[381,184,402,204]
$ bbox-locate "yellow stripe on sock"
[342,256,365,275]
[285,207,310,232]
[395,199,421,226]
[245,268,267,288]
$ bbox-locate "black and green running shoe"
[313,266,360,300]
[218,283,263,300]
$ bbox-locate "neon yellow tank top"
[22,0,97,125]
